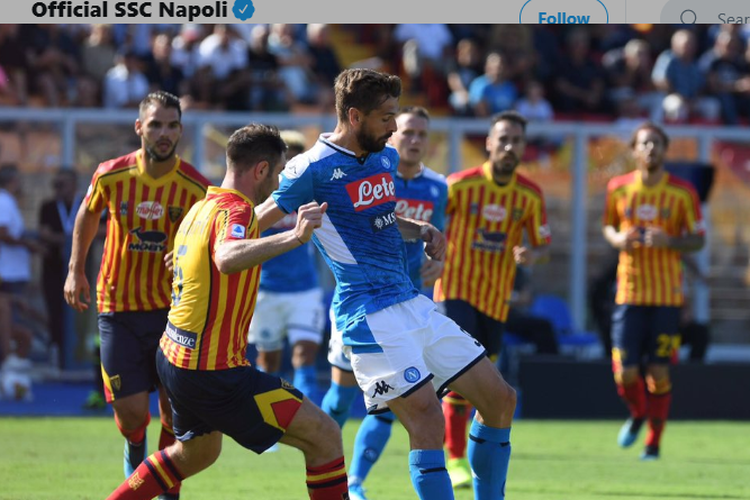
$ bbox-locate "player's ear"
[255,160,270,180]
[348,107,361,127]
[134,118,142,137]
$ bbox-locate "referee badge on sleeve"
[230,224,246,239]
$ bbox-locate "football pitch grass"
[1,418,748,500]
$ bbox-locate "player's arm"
[513,244,550,266]
[255,197,287,232]
[216,202,327,274]
[644,228,704,252]
[63,203,102,312]
[396,215,446,261]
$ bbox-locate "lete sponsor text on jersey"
[346,173,396,212]
[395,199,434,222]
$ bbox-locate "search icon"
[680,9,697,23]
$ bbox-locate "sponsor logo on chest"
[346,173,396,211]
[635,204,658,221]
[482,204,507,222]
[370,211,397,233]
[136,201,164,220]
[395,199,434,222]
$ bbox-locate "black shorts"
[156,349,304,454]
[444,299,505,360]
[98,309,169,402]
[611,304,681,368]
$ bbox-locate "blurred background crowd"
[3,24,750,124]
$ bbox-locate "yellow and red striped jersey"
[604,170,704,306]
[434,163,550,322]
[160,187,260,370]
[84,150,210,313]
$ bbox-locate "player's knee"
[309,411,344,457]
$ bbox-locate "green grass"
[1,418,749,499]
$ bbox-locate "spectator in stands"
[468,52,518,117]
[246,24,290,112]
[196,24,251,110]
[393,24,454,96]
[79,24,117,107]
[306,24,342,111]
[652,29,720,123]
[24,25,81,107]
[0,290,33,375]
[145,33,187,98]
[268,23,316,105]
[446,38,484,116]
[701,31,749,124]
[0,165,42,371]
[38,168,82,369]
[0,25,27,106]
[487,26,535,83]
[515,80,553,123]
[102,49,150,109]
[602,39,659,119]
[553,28,606,115]
[171,24,205,80]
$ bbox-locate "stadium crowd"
[2,24,750,124]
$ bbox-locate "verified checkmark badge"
[232,0,255,20]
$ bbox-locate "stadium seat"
[529,294,602,359]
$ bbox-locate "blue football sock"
[467,420,511,500]
[409,449,454,500]
[321,382,359,428]
[293,365,319,403]
[349,412,395,483]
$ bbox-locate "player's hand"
[64,270,90,312]
[294,202,328,243]
[644,226,670,248]
[420,224,446,261]
[420,259,444,287]
[617,227,642,251]
[164,251,174,273]
[513,245,534,265]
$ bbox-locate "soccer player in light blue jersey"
[247,130,325,406]
[256,69,516,500]
[321,106,448,499]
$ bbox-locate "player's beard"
[357,125,391,153]
[492,152,519,178]
[145,141,177,163]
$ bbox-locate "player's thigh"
[645,306,681,365]
[611,304,648,369]
[286,288,325,346]
[247,291,286,352]
[98,309,167,403]
[279,397,343,458]
[386,382,444,447]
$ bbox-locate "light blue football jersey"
[394,165,447,290]
[272,135,418,351]
[258,211,319,293]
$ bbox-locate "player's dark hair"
[226,124,287,174]
[397,106,430,121]
[490,110,528,133]
[334,69,402,123]
[139,90,182,120]
[629,121,670,149]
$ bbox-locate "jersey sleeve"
[680,185,705,236]
[525,192,551,247]
[603,181,620,229]
[211,202,257,258]
[84,164,108,214]
[272,158,314,215]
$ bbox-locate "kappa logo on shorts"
[280,378,295,390]
[371,380,394,398]
[404,367,421,383]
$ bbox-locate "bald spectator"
[652,29,720,122]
